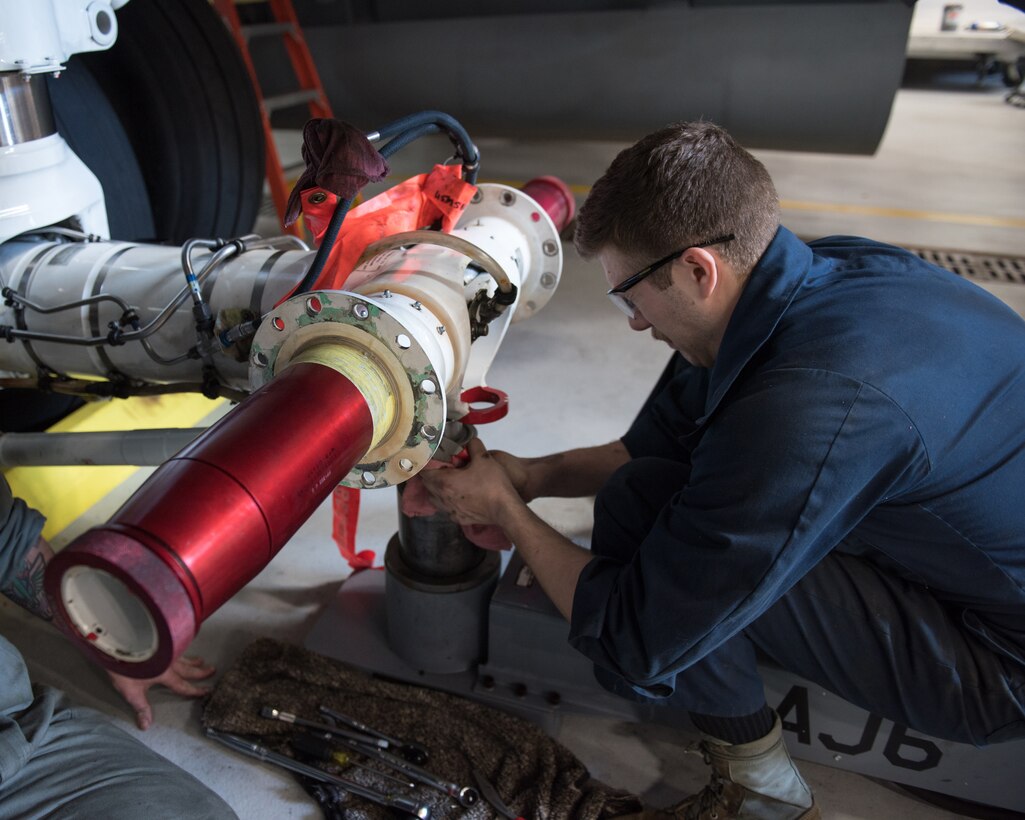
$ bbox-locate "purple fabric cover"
[284,118,389,226]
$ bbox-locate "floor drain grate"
[910,248,1025,285]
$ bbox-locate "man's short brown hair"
[574,121,779,278]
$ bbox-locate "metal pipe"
[0,428,207,467]
[396,481,481,578]
[44,359,377,678]
[3,288,134,316]
[355,230,514,294]
[0,239,314,385]
[520,176,576,234]
[0,73,56,146]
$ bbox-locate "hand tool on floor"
[290,730,415,789]
[364,742,479,807]
[205,728,431,819]
[262,705,479,807]
[261,706,390,750]
[318,704,430,764]
[472,769,525,820]
[338,737,479,808]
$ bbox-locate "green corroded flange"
[249,290,446,488]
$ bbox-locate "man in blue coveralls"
[422,121,1025,819]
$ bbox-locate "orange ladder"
[213,0,333,236]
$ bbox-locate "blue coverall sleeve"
[621,355,709,462]
[570,369,931,696]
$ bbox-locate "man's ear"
[677,247,719,299]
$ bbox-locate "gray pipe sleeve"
[0,429,206,468]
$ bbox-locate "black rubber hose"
[292,196,353,295]
[373,111,433,140]
[375,110,465,144]
[373,110,478,183]
[378,123,441,159]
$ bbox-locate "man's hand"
[488,450,533,501]
[425,438,596,621]
[422,438,524,527]
[106,655,216,730]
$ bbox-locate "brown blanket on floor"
[203,638,642,819]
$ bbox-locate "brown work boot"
[618,714,820,820]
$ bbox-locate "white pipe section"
[0,184,562,402]
[0,239,313,387]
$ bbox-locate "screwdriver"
[317,704,430,765]
[291,731,415,790]
[261,707,389,750]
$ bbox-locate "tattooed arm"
[0,478,48,618]
[0,534,53,621]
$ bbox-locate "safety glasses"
[606,234,735,318]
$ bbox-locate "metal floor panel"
[912,247,1025,285]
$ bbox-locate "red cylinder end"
[44,527,197,678]
[521,175,576,233]
[45,360,375,678]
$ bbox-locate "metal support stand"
[384,534,499,674]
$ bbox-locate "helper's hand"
[422,438,523,526]
[106,655,216,730]
[488,450,533,501]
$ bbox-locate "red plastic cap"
[521,176,576,233]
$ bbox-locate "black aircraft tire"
[79,0,264,242]
[47,61,156,242]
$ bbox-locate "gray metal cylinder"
[384,535,499,674]
[0,74,56,146]
[395,482,483,577]
[0,428,207,467]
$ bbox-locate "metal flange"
[456,183,563,322]
[249,290,446,488]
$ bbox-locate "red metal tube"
[521,175,576,233]
[44,361,374,678]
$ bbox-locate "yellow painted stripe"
[779,198,1025,230]
[4,394,225,540]
[477,177,1025,231]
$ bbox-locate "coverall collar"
[703,226,812,418]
